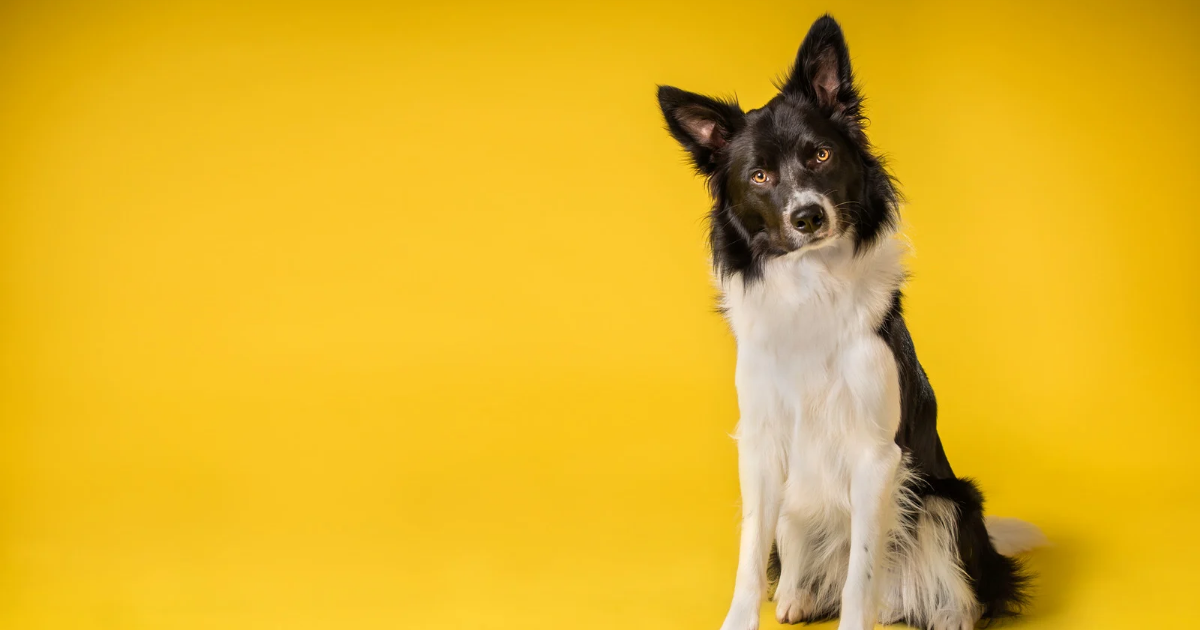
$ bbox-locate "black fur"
[660,14,1030,628]
[886,295,1032,623]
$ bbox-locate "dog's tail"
[984,516,1048,556]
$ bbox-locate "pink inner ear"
[680,109,724,149]
[813,49,841,109]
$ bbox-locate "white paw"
[774,589,815,624]
[928,609,979,630]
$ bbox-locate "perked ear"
[657,85,745,175]
[782,15,861,116]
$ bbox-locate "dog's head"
[658,15,898,280]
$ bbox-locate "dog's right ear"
[657,86,745,175]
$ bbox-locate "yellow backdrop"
[2,1,1197,628]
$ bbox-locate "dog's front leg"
[719,431,783,630]
[838,443,901,630]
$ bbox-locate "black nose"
[790,204,826,234]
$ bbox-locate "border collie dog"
[657,15,1045,630]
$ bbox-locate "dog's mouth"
[774,193,839,254]
[759,228,834,257]
[738,192,842,258]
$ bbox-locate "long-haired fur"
[657,14,1043,630]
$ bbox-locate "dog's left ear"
[782,15,861,117]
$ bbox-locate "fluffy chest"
[721,239,903,389]
[721,240,906,501]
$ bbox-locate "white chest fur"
[720,238,907,513]
[716,238,991,630]
[717,238,912,629]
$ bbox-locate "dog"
[656,15,1046,630]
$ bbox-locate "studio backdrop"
[1,1,1197,628]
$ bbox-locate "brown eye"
[751,170,768,184]
[816,147,831,162]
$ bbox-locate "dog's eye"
[751,170,768,184]
[816,148,831,162]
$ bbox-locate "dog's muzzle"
[789,203,827,235]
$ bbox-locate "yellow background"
[2,1,1197,628]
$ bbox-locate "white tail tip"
[985,516,1049,556]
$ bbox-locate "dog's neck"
[718,234,906,348]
